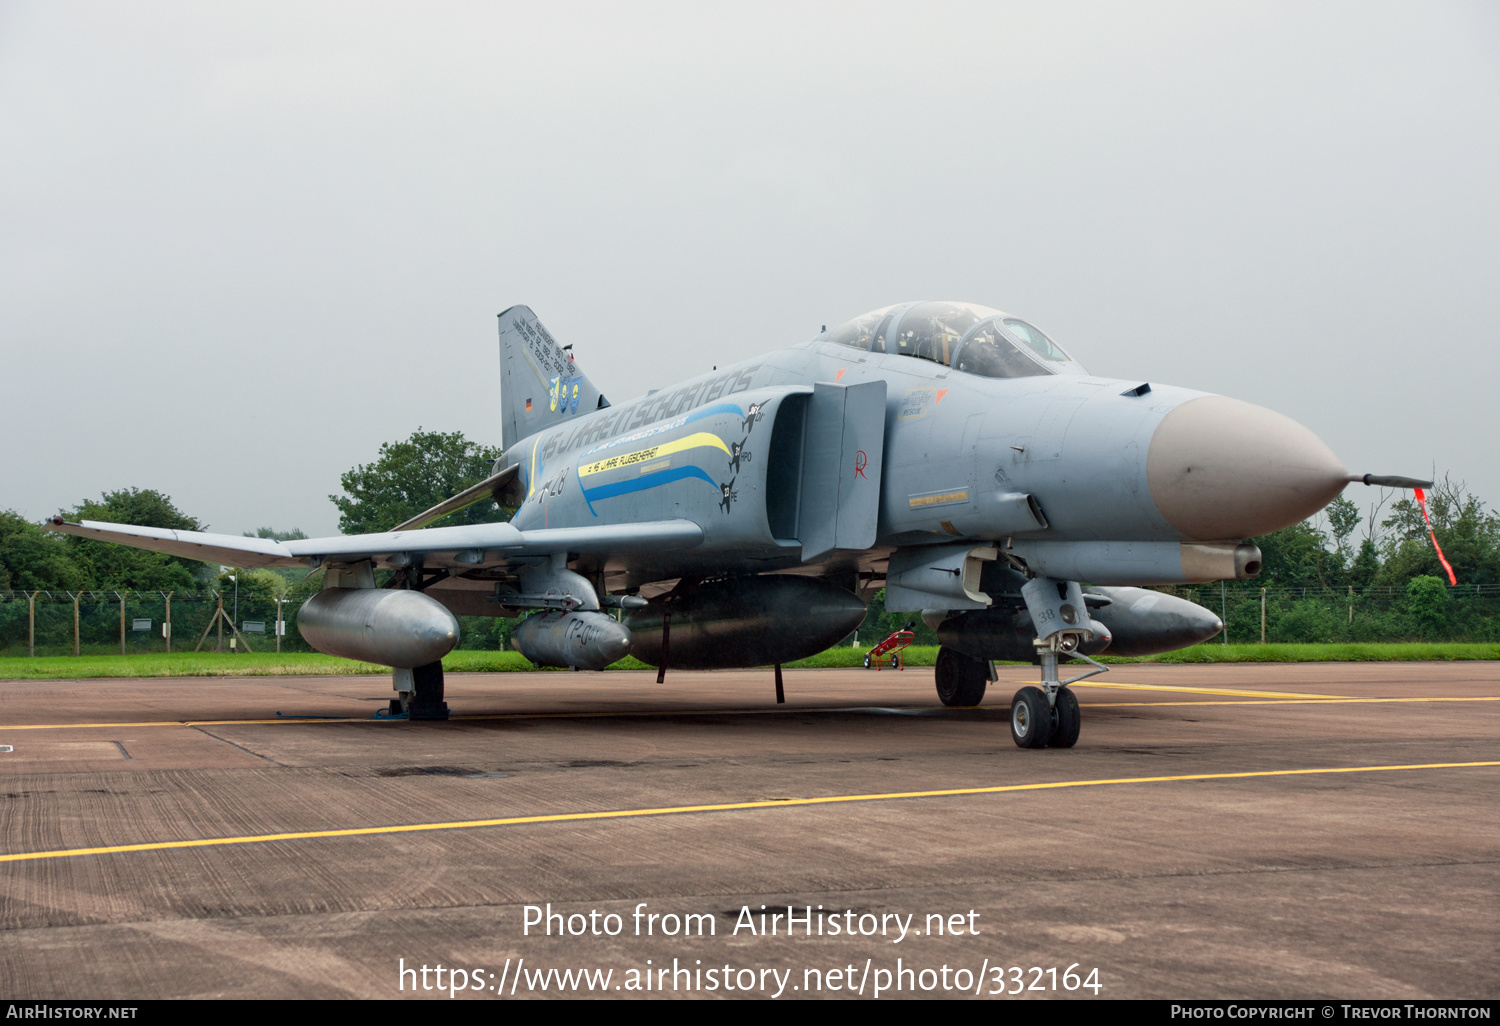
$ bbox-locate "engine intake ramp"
[797,380,887,562]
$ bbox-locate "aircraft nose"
[1146,396,1347,540]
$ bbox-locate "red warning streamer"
[1414,488,1457,586]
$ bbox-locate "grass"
[0,642,1493,679]
[1102,642,1500,663]
[0,652,393,679]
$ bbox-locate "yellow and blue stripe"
[577,432,731,514]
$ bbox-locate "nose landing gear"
[1010,577,1108,749]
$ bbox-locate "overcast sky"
[2,1,1496,538]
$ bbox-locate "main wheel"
[1010,686,1053,748]
[1047,687,1080,748]
[935,646,988,707]
[863,654,872,669]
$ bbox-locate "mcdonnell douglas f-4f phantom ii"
[48,301,1430,748]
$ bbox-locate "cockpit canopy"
[826,301,1078,378]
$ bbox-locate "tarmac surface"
[0,661,1496,1000]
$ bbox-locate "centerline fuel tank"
[625,575,867,670]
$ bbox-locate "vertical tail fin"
[498,306,609,451]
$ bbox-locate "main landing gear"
[389,661,449,720]
[934,647,989,707]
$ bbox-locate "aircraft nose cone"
[1146,396,1347,540]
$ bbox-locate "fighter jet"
[46,301,1428,747]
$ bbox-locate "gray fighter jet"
[47,301,1427,747]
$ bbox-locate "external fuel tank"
[297,588,460,668]
[624,575,866,669]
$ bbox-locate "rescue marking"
[909,491,969,508]
[3,761,1495,864]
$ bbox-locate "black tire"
[935,646,989,707]
[1048,687,1080,748]
[863,654,872,669]
[1010,686,1053,748]
[891,655,901,670]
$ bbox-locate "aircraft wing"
[44,516,704,570]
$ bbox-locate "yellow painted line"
[0,717,367,731]
[5,695,1500,732]
[997,677,1347,699]
[527,436,541,499]
[1086,696,1500,709]
[3,761,1497,865]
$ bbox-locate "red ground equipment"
[864,622,916,670]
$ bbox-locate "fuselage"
[501,303,1347,591]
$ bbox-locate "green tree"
[0,511,86,591]
[246,527,308,541]
[216,567,290,640]
[1375,478,1500,586]
[1347,538,1381,589]
[62,489,209,590]
[1405,575,1449,639]
[1250,520,1340,589]
[331,429,505,534]
[1325,495,1361,559]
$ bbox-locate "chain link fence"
[3,582,1497,657]
[0,590,309,657]
[1156,582,1500,644]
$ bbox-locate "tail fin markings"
[498,306,609,452]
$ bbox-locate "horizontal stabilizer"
[391,464,519,531]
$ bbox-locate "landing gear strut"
[1005,572,1113,749]
[1010,636,1104,748]
[390,661,449,720]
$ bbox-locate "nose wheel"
[1010,686,1052,747]
[1009,685,1081,748]
[1009,632,1105,749]
[1048,687,1080,748]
